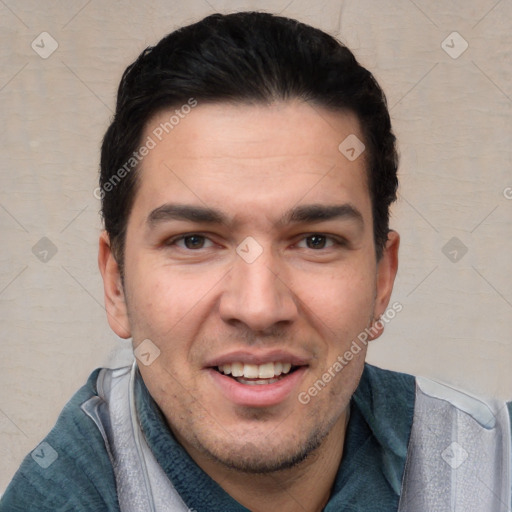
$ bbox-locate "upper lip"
[204,349,311,368]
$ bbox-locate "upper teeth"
[218,362,292,379]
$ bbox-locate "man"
[1,11,510,512]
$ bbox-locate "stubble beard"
[171,403,345,475]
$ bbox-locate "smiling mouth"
[215,362,300,385]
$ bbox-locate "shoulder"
[0,369,119,512]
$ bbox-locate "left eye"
[175,235,214,250]
[297,234,335,250]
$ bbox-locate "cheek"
[123,265,179,338]
[124,259,225,342]
[293,264,376,326]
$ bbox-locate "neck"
[182,409,349,512]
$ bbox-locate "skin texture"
[99,100,399,512]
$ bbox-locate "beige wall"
[1,0,511,492]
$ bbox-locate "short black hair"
[100,11,398,273]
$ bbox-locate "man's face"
[101,100,398,473]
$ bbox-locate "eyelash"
[165,233,215,250]
[165,233,346,251]
[295,234,346,250]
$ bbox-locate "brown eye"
[167,234,216,251]
[183,235,207,249]
[306,234,328,249]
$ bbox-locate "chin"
[194,422,328,475]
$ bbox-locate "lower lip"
[207,367,307,407]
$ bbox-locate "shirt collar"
[135,363,415,510]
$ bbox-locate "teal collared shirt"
[0,364,445,511]
[135,364,416,512]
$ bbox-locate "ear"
[98,231,131,339]
[369,230,400,341]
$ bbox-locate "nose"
[219,247,298,333]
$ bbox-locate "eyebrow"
[146,202,364,228]
[283,204,364,226]
[147,204,228,226]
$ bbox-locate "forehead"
[131,101,371,225]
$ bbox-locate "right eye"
[171,234,214,250]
